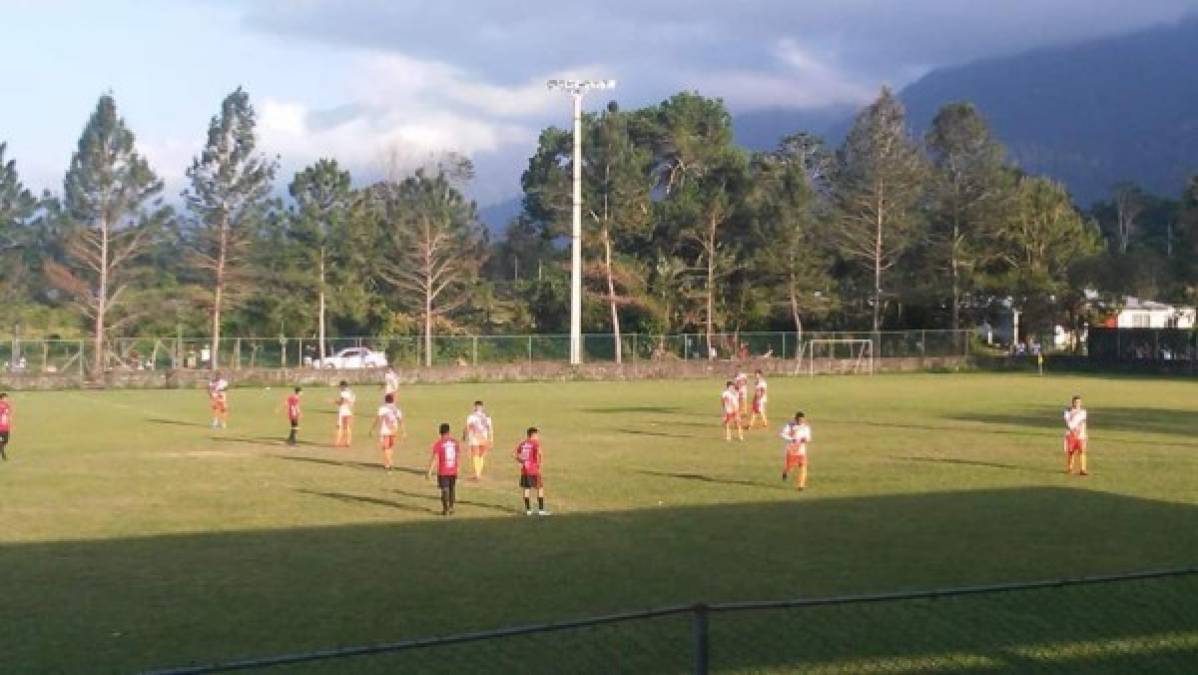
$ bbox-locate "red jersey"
[432,436,460,476]
[516,439,542,476]
[286,395,301,421]
[0,401,10,432]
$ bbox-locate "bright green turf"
[0,372,1196,673]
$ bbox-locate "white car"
[315,347,388,369]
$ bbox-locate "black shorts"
[438,475,457,490]
[520,474,543,489]
[289,419,299,429]
[0,431,8,445]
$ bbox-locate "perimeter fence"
[147,566,1198,674]
[0,330,971,374]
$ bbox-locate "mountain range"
[735,16,1198,207]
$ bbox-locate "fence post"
[78,339,85,382]
[472,335,478,367]
[692,604,709,675]
[527,335,533,371]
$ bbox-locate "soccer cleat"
[537,509,552,516]
[782,472,787,481]
[1079,471,1089,476]
[525,509,533,516]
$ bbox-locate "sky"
[1,0,1195,207]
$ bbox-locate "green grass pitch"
[1,372,1196,673]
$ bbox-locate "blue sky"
[2,0,1194,205]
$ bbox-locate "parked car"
[314,347,388,369]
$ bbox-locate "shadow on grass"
[888,456,1048,474]
[296,489,438,516]
[275,455,394,472]
[948,406,1198,448]
[617,428,699,440]
[2,488,1196,673]
[390,488,519,515]
[581,405,687,415]
[145,417,211,429]
[635,469,783,490]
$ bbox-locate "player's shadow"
[210,435,311,448]
[823,418,1052,441]
[582,405,687,415]
[144,417,211,429]
[295,489,438,515]
[275,455,411,473]
[948,406,1198,448]
[888,456,1045,473]
[618,428,698,440]
[635,469,784,491]
[390,488,520,515]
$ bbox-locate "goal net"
[796,339,874,376]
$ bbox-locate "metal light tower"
[547,78,616,366]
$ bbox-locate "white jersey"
[721,389,739,414]
[754,379,767,403]
[337,389,356,417]
[377,403,402,436]
[465,411,493,445]
[1064,408,1088,440]
[208,378,228,398]
[781,421,812,454]
[384,371,400,395]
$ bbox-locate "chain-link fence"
[148,567,1198,675]
[2,331,972,374]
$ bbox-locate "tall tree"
[989,175,1103,335]
[44,95,165,373]
[749,135,835,340]
[288,159,352,362]
[183,87,277,370]
[649,92,748,355]
[373,166,483,367]
[584,103,653,363]
[834,87,928,332]
[0,142,39,302]
[925,102,1012,329]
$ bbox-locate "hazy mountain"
[733,17,1198,206]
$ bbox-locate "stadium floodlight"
[547,78,617,366]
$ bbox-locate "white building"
[1105,296,1196,329]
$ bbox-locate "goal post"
[795,338,874,376]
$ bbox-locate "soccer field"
[1,372,1196,673]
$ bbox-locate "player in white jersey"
[748,370,769,429]
[463,400,494,480]
[208,373,229,429]
[1063,395,1089,476]
[383,367,400,399]
[369,393,406,471]
[780,412,812,490]
[721,381,743,442]
[734,371,749,426]
[333,380,357,448]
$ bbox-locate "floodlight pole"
[548,78,616,366]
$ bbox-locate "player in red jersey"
[370,393,406,471]
[426,423,460,516]
[515,427,550,516]
[208,373,229,429]
[780,412,812,490]
[0,392,11,461]
[284,387,302,446]
[748,370,769,429]
[1063,395,1089,476]
[721,381,743,441]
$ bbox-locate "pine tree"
[288,159,352,362]
[834,87,927,332]
[44,95,165,374]
[183,87,277,370]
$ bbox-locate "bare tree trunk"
[873,204,884,333]
[950,223,961,331]
[318,246,327,362]
[788,272,803,344]
[603,227,622,364]
[705,215,716,360]
[210,220,227,371]
[93,219,109,374]
[424,279,433,368]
